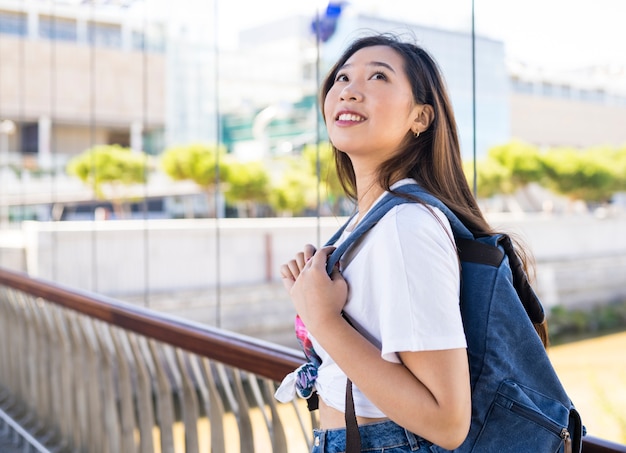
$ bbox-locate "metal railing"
[0,267,314,452]
[0,266,625,453]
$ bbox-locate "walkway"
[0,400,53,453]
[0,433,21,452]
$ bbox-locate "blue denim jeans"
[311,420,433,453]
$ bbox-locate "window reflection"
[39,16,78,41]
[0,1,625,443]
[0,10,26,36]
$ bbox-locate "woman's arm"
[282,246,471,450]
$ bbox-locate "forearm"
[311,315,470,449]
[282,245,471,447]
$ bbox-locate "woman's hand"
[280,243,316,291]
[280,245,348,334]
[280,246,470,448]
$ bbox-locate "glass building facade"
[1,0,626,443]
[0,5,624,290]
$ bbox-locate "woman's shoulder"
[385,201,451,232]
[371,202,455,256]
[386,180,451,225]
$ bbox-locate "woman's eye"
[335,73,348,82]
[371,72,387,81]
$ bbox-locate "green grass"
[549,330,626,444]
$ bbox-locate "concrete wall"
[3,213,625,345]
[13,213,626,305]
[19,216,345,295]
[483,212,626,309]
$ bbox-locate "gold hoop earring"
[413,130,420,138]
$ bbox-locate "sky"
[137,0,626,78]
[207,0,626,72]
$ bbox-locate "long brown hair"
[320,33,549,346]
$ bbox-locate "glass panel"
[0,3,625,446]
[39,15,78,42]
[0,10,26,36]
[87,21,122,48]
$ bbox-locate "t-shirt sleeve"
[370,203,467,362]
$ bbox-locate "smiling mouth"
[336,113,365,122]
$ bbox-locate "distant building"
[1,1,624,171]
[216,15,320,159]
[235,13,510,159]
[509,62,626,149]
[233,12,626,156]
[0,0,167,164]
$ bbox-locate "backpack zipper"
[561,428,572,453]
[509,402,572,453]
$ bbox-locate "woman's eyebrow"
[368,61,396,73]
[338,61,396,73]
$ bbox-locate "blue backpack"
[323,184,584,453]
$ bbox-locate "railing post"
[201,358,227,453]
[9,293,25,407]
[94,321,123,453]
[231,369,255,451]
[30,300,53,430]
[149,340,176,453]
[0,291,5,385]
[127,333,156,453]
[67,311,90,449]
[262,379,288,453]
[176,349,200,453]
[51,307,79,449]
[77,317,105,452]
[23,296,40,425]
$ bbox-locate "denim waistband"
[312,420,431,452]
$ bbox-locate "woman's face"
[324,45,421,165]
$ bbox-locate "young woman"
[277,33,542,452]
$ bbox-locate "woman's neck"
[355,177,385,222]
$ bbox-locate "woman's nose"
[340,83,363,101]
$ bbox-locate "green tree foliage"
[301,142,343,210]
[160,143,231,189]
[466,141,626,205]
[161,143,278,217]
[224,160,271,216]
[224,161,270,203]
[464,140,543,199]
[541,147,616,202]
[618,146,626,192]
[463,157,512,198]
[66,144,149,218]
[268,156,318,216]
[488,140,544,187]
[595,146,626,193]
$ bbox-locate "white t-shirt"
[311,182,467,418]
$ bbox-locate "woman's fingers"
[310,246,337,266]
[280,261,298,292]
[284,260,300,279]
[280,244,330,293]
[280,263,295,280]
[284,244,319,277]
[296,244,317,270]
[303,244,316,262]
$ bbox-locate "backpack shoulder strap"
[325,185,477,453]
[324,185,544,324]
[393,184,474,241]
[325,183,473,275]
[327,184,550,453]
